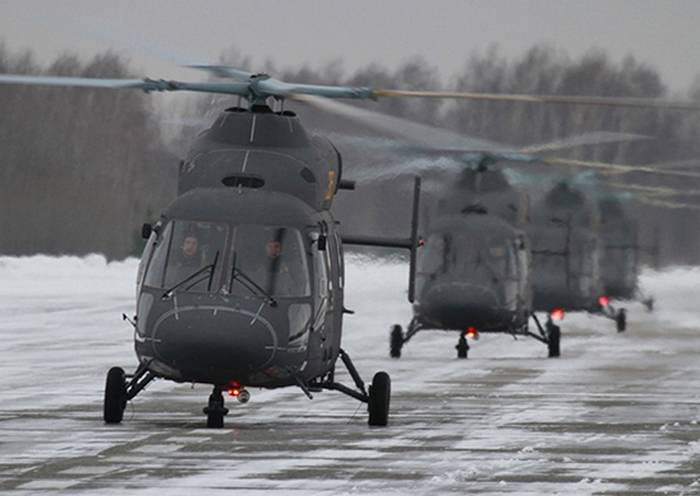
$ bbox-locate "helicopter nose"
[420,281,502,327]
[152,307,278,378]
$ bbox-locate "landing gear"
[616,308,627,333]
[546,318,561,358]
[368,372,391,427]
[103,363,156,425]
[311,348,392,427]
[203,388,229,428]
[390,325,403,358]
[455,332,470,359]
[103,367,127,424]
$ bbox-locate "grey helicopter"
[3,63,699,428]
[527,181,616,328]
[296,97,700,360]
[526,166,700,333]
[597,194,656,311]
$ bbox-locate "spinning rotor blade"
[295,95,507,152]
[186,65,255,81]
[606,183,700,197]
[544,157,700,179]
[521,131,651,154]
[371,89,700,111]
[4,60,700,111]
[0,74,151,90]
[635,196,700,211]
[0,73,253,96]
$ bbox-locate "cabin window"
[227,225,311,298]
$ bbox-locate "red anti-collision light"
[466,326,477,338]
[598,296,609,307]
[550,308,565,321]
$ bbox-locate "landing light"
[550,308,565,321]
[226,380,241,397]
[598,296,609,307]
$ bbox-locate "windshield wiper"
[162,250,219,298]
[230,264,278,307]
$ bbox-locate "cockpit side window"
[143,222,173,288]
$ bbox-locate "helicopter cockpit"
[416,231,520,308]
[141,221,311,298]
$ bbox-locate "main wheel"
[616,309,627,333]
[547,324,561,358]
[456,335,469,359]
[390,325,403,358]
[368,372,391,427]
[104,367,127,424]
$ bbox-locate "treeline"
[1,43,699,263]
[254,46,700,264]
[0,44,176,259]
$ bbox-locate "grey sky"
[1,0,699,93]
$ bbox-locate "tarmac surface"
[1,255,699,495]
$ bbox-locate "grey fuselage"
[529,183,603,312]
[598,198,639,300]
[133,107,347,388]
[412,169,533,333]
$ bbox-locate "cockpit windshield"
[143,219,311,298]
[144,220,228,292]
[420,233,510,277]
[227,225,310,298]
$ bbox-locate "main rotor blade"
[521,131,651,154]
[186,65,255,81]
[606,183,700,197]
[294,94,510,152]
[0,74,149,89]
[256,78,373,99]
[0,73,252,96]
[371,89,700,111]
[635,196,700,211]
[544,157,700,179]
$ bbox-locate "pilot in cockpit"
[177,234,201,268]
[261,238,296,295]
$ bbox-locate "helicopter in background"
[527,181,619,328]
[298,96,700,358]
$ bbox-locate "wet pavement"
[1,256,699,495]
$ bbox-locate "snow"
[1,254,700,494]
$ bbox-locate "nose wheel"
[390,325,404,358]
[456,333,470,359]
[203,388,229,428]
[616,308,627,332]
[546,318,561,358]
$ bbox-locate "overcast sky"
[1,0,699,93]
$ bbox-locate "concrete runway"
[1,256,699,495]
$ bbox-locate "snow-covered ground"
[1,255,700,495]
